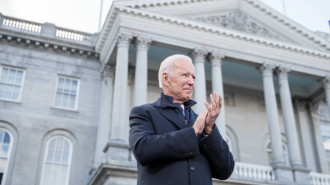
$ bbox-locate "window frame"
[0,65,26,102]
[53,75,80,111]
[40,135,73,185]
[0,128,14,185]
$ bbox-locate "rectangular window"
[321,123,330,150]
[54,76,79,110]
[0,66,25,101]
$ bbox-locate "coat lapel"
[156,107,186,130]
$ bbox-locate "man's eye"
[183,73,188,77]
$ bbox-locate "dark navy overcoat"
[129,94,235,185]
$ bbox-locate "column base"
[292,165,311,185]
[273,163,294,183]
[103,140,137,167]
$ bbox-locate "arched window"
[266,141,290,166]
[40,136,72,185]
[0,129,13,185]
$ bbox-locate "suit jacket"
[129,93,235,185]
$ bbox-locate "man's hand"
[192,110,207,136]
[204,92,222,134]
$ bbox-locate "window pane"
[55,93,62,107]
[71,80,77,94]
[57,78,64,92]
[3,133,10,144]
[0,83,4,97]
[15,71,23,85]
[68,95,75,109]
[11,86,20,100]
[4,85,12,99]
[0,68,9,83]
[64,79,71,94]
[62,94,69,107]
[8,69,15,84]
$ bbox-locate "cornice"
[0,32,99,59]
[113,0,330,52]
[115,6,330,59]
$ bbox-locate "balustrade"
[310,172,330,185]
[0,13,94,44]
[232,162,275,181]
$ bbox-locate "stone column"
[259,64,285,165]
[111,32,132,144]
[259,63,290,182]
[133,37,151,106]
[277,67,303,166]
[308,103,329,173]
[322,76,330,116]
[209,52,226,137]
[277,67,310,183]
[192,49,207,114]
[295,100,318,172]
[94,65,114,166]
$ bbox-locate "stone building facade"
[0,0,330,185]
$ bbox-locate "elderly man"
[129,54,235,185]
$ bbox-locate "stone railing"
[0,13,96,45]
[310,172,330,185]
[232,162,275,182]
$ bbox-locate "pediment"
[189,10,290,43]
[107,0,330,53]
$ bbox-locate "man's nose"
[187,77,194,85]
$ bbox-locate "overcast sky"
[0,0,329,34]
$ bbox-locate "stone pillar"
[111,32,132,144]
[322,76,330,117]
[295,100,318,171]
[259,63,285,165]
[133,37,151,106]
[94,65,114,166]
[259,63,292,182]
[192,49,207,114]
[209,52,226,137]
[277,67,310,183]
[277,67,303,166]
[308,103,329,173]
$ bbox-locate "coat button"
[190,166,196,171]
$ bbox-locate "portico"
[91,0,330,184]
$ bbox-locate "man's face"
[163,59,195,104]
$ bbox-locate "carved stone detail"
[116,32,132,48]
[191,48,207,64]
[276,66,291,81]
[209,51,225,67]
[192,10,286,41]
[258,63,276,77]
[135,36,152,51]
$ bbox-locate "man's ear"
[162,73,169,87]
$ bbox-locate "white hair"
[158,54,193,88]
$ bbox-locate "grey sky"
[0,0,329,34]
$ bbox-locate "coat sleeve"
[129,105,200,166]
[198,125,235,180]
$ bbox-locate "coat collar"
[154,93,196,109]
[153,93,196,130]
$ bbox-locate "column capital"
[101,64,115,79]
[135,36,152,51]
[209,51,225,67]
[276,66,291,81]
[258,63,276,77]
[308,102,319,114]
[116,32,133,48]
[294,100,308,112]
[191,48,208,64]
[322,75,330,90]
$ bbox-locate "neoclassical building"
[0,0,330,185]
